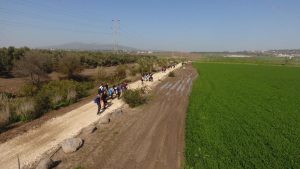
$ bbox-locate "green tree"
[58,53,82,79]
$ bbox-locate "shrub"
[114,65,127,81]
[35,80,92,111]
[168,72,175,77]
[0,94,11,127]
[130,66,139,76]
[138,57,154,74]
[20,84,39,96]
[0,106,10,127]
[67,89,77,102]
[51,94,63,106]
[15,98,36,122]
[58,54,82,79]
[122,89,148,107]
[96,66,109,81]
[34,92,51,116]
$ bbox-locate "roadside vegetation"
[168,71,175,77]
[0,46,180,130]
[122,88,149,108]
[185,63,300,168]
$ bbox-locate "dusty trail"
[0,64,181,169]
[52,64,198,169]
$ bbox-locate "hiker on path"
[122,82,128,91]
[94,94,101,114]
[113,85,118,96]
[141,75,144,85]
[117,84,122,99]
[102,90,108,109]
[108,87,114,99]
[149,73,153,81]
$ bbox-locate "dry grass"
[15,98,36,121]
[51,94,63,105]
[0,94,11,127]
[67,89,77,101]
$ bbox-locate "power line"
[112,19,120,53]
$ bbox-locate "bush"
[130,66,139,76]
[0,94,11,127]
[168,72,175,77]
[122,89,148,107]
[114,65,127,81]
[15,98,36,122]
[96,66,109,81]
[20,84,39,96]
[35,80,93,111]
[58,54,82,79]
[34,92,51,116]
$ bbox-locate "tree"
[58,53,82,79]
[114,65,127,81]
[137,57,154,74]
[0,46,29,76]
[13,51,48,87]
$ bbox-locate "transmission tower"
[112,19,120,53]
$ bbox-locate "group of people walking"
[141,72,153,84]
[94,82,128,114]
[94,63,178,114]
[161,64,176,72]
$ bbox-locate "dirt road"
[52,65,197,169]
[0,64,182,169]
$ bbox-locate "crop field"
[185,63,300,169]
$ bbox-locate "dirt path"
[0,64,182,169]
[51,64,197,169]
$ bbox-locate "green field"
[185,63,300,169]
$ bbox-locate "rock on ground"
[61,138,83,153]
[81,125,97,135]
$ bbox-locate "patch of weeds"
[122,89,148,108]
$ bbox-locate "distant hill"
[40,42,138,51]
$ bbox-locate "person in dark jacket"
[94,94,101,114]
[102,90,108,109]
[117,84,122,99]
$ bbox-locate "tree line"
[0,46,159,85]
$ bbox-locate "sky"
[0,0,300,51]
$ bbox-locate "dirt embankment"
[51,64,197,169]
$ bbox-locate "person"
[102,90,108,109]
[122,82,128,91]
[108,87,114,99]
[117,84,122,99]
[149,73,153,81]
[104,83,109,91]
[94,94,101,114]
[98,84,103,95]
[113,85,118,96]
[141,76,144,84]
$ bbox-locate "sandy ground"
[50,64,198,169]
[0,64,181,169]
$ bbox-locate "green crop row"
[185,63,300,169]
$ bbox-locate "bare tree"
[13,51,49,87]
